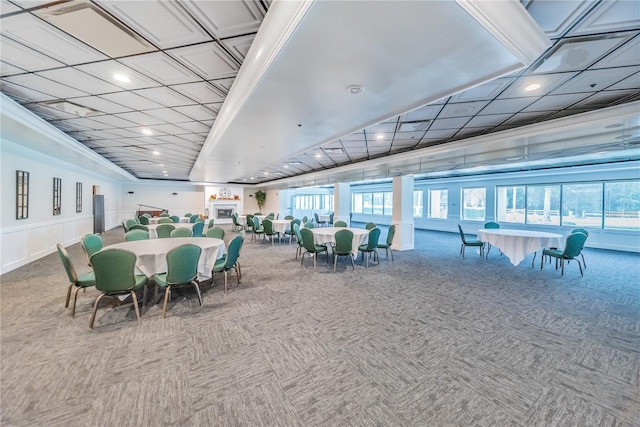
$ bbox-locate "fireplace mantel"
[209,200,240,223]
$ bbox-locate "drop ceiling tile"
[365,122,396,134]
[4,73,88,98]
[525,0,594,39]
[221,34,255,62]
[1,0,22,13]
[175,121,210,133]
[166,42,239,80]
[551,66,639,94]
[573,89,639,109]
[103,128,141,138]
[1,13,106,64]
[449,78,514,102]
[50,120,91,132]
[438,101,490,118]
[203,102,223,113]
[76,60,161,90]
[77,129,125,140]
[68,96,133,114]
[90,114,139,129]
[143,108,193,123]
[498,72,576,98]
[480,97,537,115]
[114,111,165,126]
[133,86,194,107]
[170,82,225,103]
[173,105,216,121]
[60,117,114,130]
[118,52,201,85]
[96,0,211,49]
[521,93,590,112]
[0,61,25,77]
[156,135,189,144]
[503,112,551,126]
[464,113,512,128]
[570,0,640,36]
[209,77,235,93]
[177,133,206,143]
[149,123,191,135]
[0,80,57,102]
[37,68,122,94]
[606,71,640,91]
[398,104,440,122]
[0,35,65,71]
[592,36,640,69]
[100,91,161,111]
[392,130,424,141]
[429,116,471,130]
[26,103,77,120]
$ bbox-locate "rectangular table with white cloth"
[309,227,370,258]
[146,223,197,239]
[477,228,563,267]
[103,237,226,281]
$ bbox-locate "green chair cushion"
[77,271,96,287]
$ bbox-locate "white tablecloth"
[269,219,292,234]
[477,228,563,266]
[310,227,370,258]
[148,217,189,225]
[318,214,331,223]
[239,215,267,226]
[104,237,226,280]
[146,223,197,239]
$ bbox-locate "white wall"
[120,182,206,220]
[1,140,122,273]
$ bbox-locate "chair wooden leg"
[390,248,394,262]
[350,255,355,270]
[334,254,338,272]
[191,281,203,306]
[71,287,82,317]
[131,291,141,321]
[65,283,74,308]
[89,293,106,329]
[581,254,587,269]
[561,259,565,276]
[162,286,171,318]
[224,271,228,295]
[577,260,584,276]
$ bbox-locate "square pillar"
[392,176,414,250]
[334,182,351,224]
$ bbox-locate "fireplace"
[215,206,235,219]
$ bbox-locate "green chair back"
[158,217,173,224]
[246,214,255,230]
[484,222,500,229]
[125,219,138,231]
[263,219,274,235]
[385,224,396,246]
[164,244,201,285]
[81,234,103,263]
[57,243,79,284]
[294,223,303,246]
[300,228,319,253]
[171,227,193,238]
[189,215,199,223]
[304,221,315,229]
[334,220,347,227]
[223,235,243,270]
[334,229,354,254]
[192,221,205,237]
[302,216,308,223]
[125,229,149,241]
[254,212,262,216]
[572,228,589,236]
[91,249,140,294]
[170,215,180,223]
[252,216,262,230]
[185,213,192,217]
[284,215,294,220]
[365,222,377,230]
[138,215,150,225]
[266,213,275,220]
[129,224,149,231]
[207,219,215,229]
[364,227,381,250]
[159,212,170,217]
[329,213,334,225]
[563,232,588,259]
[206,226,225,239]
[156,224,175,238]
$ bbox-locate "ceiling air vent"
[34,0,155,57]
[41,100,102,117]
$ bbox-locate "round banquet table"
[146,223,198,239]
[309,227,370,258]
[477,228,563,267]
[104,237,226,280]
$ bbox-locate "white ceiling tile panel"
[573,89,639,109]
[60,117,114,130]
[37,67,122,94]
[209,77,235,94]
[606,72,640,91]
[0,35,65,71]
[149,123,191,135]
[591,36,640,69]
[1,80,57,102]
[118,52,201,85]
[180,0,265,39]
[102,128,141,138]
[99,91,161,111]
[96,0,211,49]
[156,135,189,144]
[114,111,165,126]
[78,129,124,140]
[89,114,138,129]
[1,0,22,13]
[522,93,590,112]
[203,102,223,113]
[498,72,576,98]
[448,78,514,102]
[68,96,132,114]
[173,104,216,121]
[0,61,25,77]
[175,121,210,133]
[133,87,194,107]
[8,0,50,7]
[221,34,255,62]
[479,97,537,115]
[171,82,225,103]
[50,120,91,132]
[438,101,490,118]
[429,116,471,130]
[422,129,457,140]
[178,133,206,143]
[366,122,396,134]
[398,105,441,122]
[551,66,639,94]
[3,73,88,98]
[504,112,551,126]
[392,130,424,141]
[76,60,160,90]
[464,113,513,128]
[143,108,193,123]
[525,0,594,39]
[1,13,106,64]
[26,103,77,119]
[166,42,239,80]
[569,0,640,36]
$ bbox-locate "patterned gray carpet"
[1,224,639,426]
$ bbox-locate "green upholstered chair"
[284,219,300,244]
[328,212,334,226]
[189,215,199,223]
[138,215,150,225]
[263,219,279,245]
[254,212,262,215]
[125,229,149,241]
[571,228,589,268]
[154,244,203,317]
[128,224,149,231]
[207,219,215,229]
[89,249,147,329]
[143,213,152,218]
[304,221,315,229]
[314,212,327,227]
[358,227,381,268]
[300,228,328,270]
[252,216,264,242]
[159,212,170,217]
[541,232,588,276]
[81,234,103,266]
[125,219,138,231]
[206,226,225,239]
[156,224,175,239]
[158,217,173,224]
[246,214,255,233]
[284,215,294,220]
[171,227,193,238]
[293,223,305,260]
[457,225,484,258]
[265,213,275,220]
[191,221,205,238]
[231,213,243,231]
[365,222,377,230]
[212,235,244,294]
[334,220,347,227]
[302,216,308,224]
[170,215,180,223]
[57,244,95,317]
[333,229,355,272]
[185,213,192,217]
[377,224,396,261]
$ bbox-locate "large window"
[428,189,448,219]
[413,190,423,217]
[605,181,640,230]
[497,185,525,223]
[294,194,333,211]
[353,193,363,214]
[461,187,485,221]
[526,185,560,225]
[384,192,393,216]
[373,193,384,215]
[562,183,603,227]
[362,193,373,214]
[352,191,393,216]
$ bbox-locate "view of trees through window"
[462,188,485,221]
[605,181,640,230]
[428,189,447,219]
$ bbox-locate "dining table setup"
[103,237,226,281]
[309,226,370,258]
[147,216,189,225]
[145,223,198,239]
[476,228,563,267]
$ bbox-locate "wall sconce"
[171,192,178,197]
[127,191,134,196]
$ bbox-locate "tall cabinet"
[93,195,105,234]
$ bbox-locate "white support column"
[334,182,351,224]
[392,176,414,251]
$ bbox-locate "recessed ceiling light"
[141,128,152,135]
[159,164,165,167]
[113,73,131,83]
[347,85,364,95]
[162,170,167,173]
[525,83,541,91]
[283,165,289,169]
[376,134,384,140]
[250,177,255,180]
[324,148,344,154]
[264,172,269,175]
[153,151,160,155]
[315,154,322,158]
[287,161,302,165]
